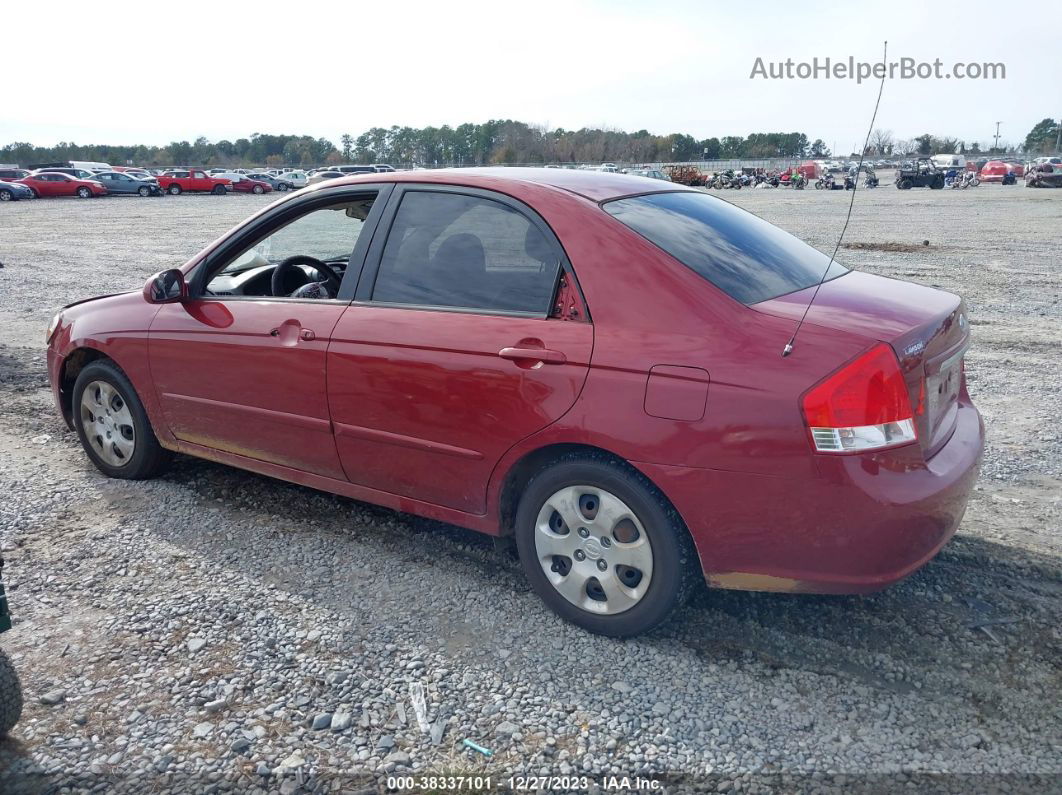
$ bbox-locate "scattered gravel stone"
[38,689,66,706]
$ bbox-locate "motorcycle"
[815,173,834,190]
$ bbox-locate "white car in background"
[280,170,309,188]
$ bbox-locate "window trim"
[189,183,393,301]
[355,184,576,320]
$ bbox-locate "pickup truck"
[156,169,231,195]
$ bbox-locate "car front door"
[326,186,593,515]
[148,186,388,478]
[190,170,210,191]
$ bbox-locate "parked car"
[92,171,164,197]
[45,168,983,637]
[306,170,345,186]
[156,169,231,195]
[212,172,273,194]
[0,168,30,182]
[247,173,293,191]
[0,180,35,201]
[17,172,107,198]
[371,164,397,172]
[279,170,309,188]
[1025,164,1062,188]
[335,165,377,174]
[33,167,100,180]
[623,168,672,181]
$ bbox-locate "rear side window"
[603,191,847,304]
[372,191,561,314]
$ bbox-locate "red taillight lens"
[802,343,917,453]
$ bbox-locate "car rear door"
[326,185,593,515]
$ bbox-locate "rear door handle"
[499,347,566,365]
[300,328,315,341]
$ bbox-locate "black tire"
[897,178,912,190]
[931,176,944,189]
[72,360,171,480]
[212,184,226,195]
[0,189,12,202]
[0,648,23,737]
[168,184,182,195]
[252,184,264,194]
[514,453,696,637]
[76,186,92,198]
[138,186,150,197]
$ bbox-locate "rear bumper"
[636,398,984,594]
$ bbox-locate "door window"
[205,196,378,299]
[372,191,561,314]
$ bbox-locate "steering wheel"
[271,255,342,297]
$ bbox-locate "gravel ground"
[0,187,1059,794]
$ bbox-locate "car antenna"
[782,40,888,358]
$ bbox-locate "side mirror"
[143,269,187,304]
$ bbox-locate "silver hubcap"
[80,380,135,466]
[534,486,653,615]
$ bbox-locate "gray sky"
[4,0,1058,152]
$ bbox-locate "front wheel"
[0,648,23,737]
[138,186,151,197]
[252,184,264,194]
[72,360,171,479]
[514,455,695,637]
[897,178,912,189]
[76,186,92,198]
[168,184,182,195]
[212,185,226,195]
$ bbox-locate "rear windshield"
[603,191,847,303]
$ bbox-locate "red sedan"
[45,169,983,636]
[18,172,107,198]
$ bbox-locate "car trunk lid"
[753,271,970,457]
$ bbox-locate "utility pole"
[1056,118,1061,153]
[993,121,1002,152]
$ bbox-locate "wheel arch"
[494,442,690,544]
[57,347,111,428]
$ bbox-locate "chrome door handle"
[499,347,566,365]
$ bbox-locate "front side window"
[193,171,206,179]
[206,196,377,299]
[603,191,847,304]
[372,191,561,314]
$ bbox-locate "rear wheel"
[73,360,171,479]
[168,184,182,195]
[0,648,22,737]
[76,186,92,198]
[138,186,150,197]
[0,189,12,201]
[212,184,226,195]
[514,454,696,637]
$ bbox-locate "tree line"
[2,118,1056,169]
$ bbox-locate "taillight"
[802,343,918,453]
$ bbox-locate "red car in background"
[44,169,984,637]
[156,169,230,195]
[227,174,273,194]
[17,172,107,198]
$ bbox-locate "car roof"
[325,167,697,202]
